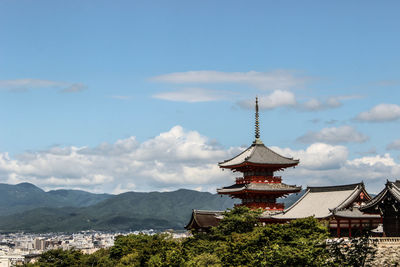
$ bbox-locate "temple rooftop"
[218,142,299,169]
[217,182,301,194]
[269,183,369,220]
[361,180,400,212]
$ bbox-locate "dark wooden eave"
[217,183,301,195]
[360,180,400,214]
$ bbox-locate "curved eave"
[185,210,197,230]
[334,214,381,219]
[334,184,365,212]
[360,182,392,212]
[218,143,300,169]
[219,161,299,170]
[217,188,301,195]
[271,214,332,220]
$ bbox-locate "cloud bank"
[297,126,369,144]
[151,70,309,90]
[0,126,397,194]
[355,104,400,122]
[153,88,229,102]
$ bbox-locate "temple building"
[217,97,301,212]
[270,183,381,237]
[185,210,223,232]
[361,180,400,236]
[186,97,382,237]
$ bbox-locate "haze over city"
[1,1,400,194]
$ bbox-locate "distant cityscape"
[0,230,190,266]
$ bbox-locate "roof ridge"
[193,209,224,214]
[360,185,389,211]
[334,186,362,211]
[262,144,299,161]
[218,144,254,165]
[307,182,362,192]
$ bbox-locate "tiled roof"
[270,183,365,220]
[217,182,301,194]
[333,207,380,219]
[361,180,400,212]
[219,143,299,168]
[185,210,223,230]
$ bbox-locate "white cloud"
[153,88,228,102]
[299,97,341,111]
[297,95,362,111]
[272,143,348,171]
[0,78,87,93]
[151,70,309,90]
[355,104,400,122]
[0,126,240,193]
[238,90,296,109]
[387,139,400,151]
[348,154,396,167]
[297,126,368,144]
[274,146,400,194]
[0,126,398,194]
[238,93,357,111]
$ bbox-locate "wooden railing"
[235,203,284,210]
[236,176,282,184]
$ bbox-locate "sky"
[0,1,399,194]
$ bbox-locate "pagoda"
[217,97,301,212]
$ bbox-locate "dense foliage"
[24,206,376,267]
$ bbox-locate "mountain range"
[0,183,303,233]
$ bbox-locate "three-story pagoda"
[217,97,301,212]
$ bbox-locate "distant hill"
[0,183,111,216]
[277,189,306,207]
[0,188,237,232]
[0,183,303,233]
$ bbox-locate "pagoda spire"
[254,96,263,144]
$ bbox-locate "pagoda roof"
[360,180,400,213]
[219,143,299,169]
[217,182,301,194]
[270,182,368,220]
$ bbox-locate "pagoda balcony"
[235,202,284,210]
[235,176,282,184]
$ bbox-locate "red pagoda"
[217,97,301,212]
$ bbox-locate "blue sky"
[0,1,399,194]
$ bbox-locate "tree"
[211,206,262,237]
[31,248,84,267]
[25,207,377,267]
